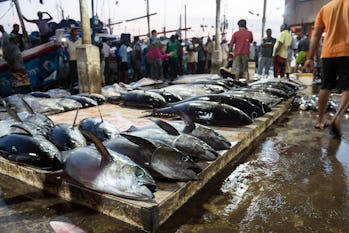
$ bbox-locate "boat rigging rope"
[0,2,14,21]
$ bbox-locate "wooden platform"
[0,100,292,232]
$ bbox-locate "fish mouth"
[189,165,202,174]
[143,183,157,193]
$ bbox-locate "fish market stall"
[0,97,293,232]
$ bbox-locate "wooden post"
[13,0,29,48]
[79,0,91,44]
[261,0,267,39]
[77,0,101,94]
[211,0,222,74]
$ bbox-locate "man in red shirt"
[229,19,253,82]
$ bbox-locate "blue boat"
[0,41,62,97]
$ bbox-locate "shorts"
[273,55,287,76]
[296,51,307,65]
[232,55,248,75]
[321,57,349,91]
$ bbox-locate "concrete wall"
[284,0,331,25]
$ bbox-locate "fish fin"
[97,104,104,122]
[2,100,22,122]
[167,105,196,133]
[71,108,79,129]
[10,124,33,136]
[120,133,156,157]
[139,110,153,118]
[87,132,113,168]
[149,117,180,135]
[125,125,139,132]
[49,220,88,233]
[170,108,196,134]
[21,98,35,114]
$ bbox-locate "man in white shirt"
[65,26,82,92]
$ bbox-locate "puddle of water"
[0,109,349,233]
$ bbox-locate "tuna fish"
[79,117,120,141]
[153,111,231,150]
[64,133,156,200]
[105,134,201,181]
[148,100,253,127]
[108,90,167,109]
[0,129,62,169]
[128,118,218,161]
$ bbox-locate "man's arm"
[22,15,34,23]
[304,26,324,71]
[273,41,283,57]
[43,12,53,21]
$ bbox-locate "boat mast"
[12,0,28,40]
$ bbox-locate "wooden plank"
[0,99,292,232]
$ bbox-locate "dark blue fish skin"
[104,135,201,181]
[64,95,98,108]
[117,90,167,109]
[77,93,106,105]
[169,94,265,119]
[79,117,119,141]
[151,100,253,127]
[0,133,62,169]
[48,123,87,151]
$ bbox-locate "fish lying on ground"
[76,93,106,105]
[0,128,62,169]
[64,95,98,108]
[79,117,120,141]
[148,100,253,127]
[64,133,156,200]
[108,90,167,109]
[127,112,231,151]
[48,110,86,151]
[170,93,265,119]
[128,118,218,161]
[147,89,183,103]
[105,133,201,181]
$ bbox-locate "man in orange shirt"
[305,0,349,137]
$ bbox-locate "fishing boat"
[0,0,64,97]
[0,41,62,97]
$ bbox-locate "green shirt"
[166,40,180,58]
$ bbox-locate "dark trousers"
[69,60,78,93]
[168,57,179,80]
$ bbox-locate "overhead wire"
[0,2,14,21]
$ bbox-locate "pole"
[79,0,91,44]
[261,0,267,39]
[13,0,28,40]
[146,0,150,37]
[184,4,187,41]
[91,0,95,42]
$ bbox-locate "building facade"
[284,0,330,35]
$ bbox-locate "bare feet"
[314,121,330,130]
[329,118,342,138]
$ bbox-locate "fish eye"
[136,170,145,178]
[181,156,189,162]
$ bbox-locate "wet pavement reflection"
[0,109,349,232]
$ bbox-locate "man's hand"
[304,58,314,72]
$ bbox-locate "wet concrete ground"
[0,107,349,232]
